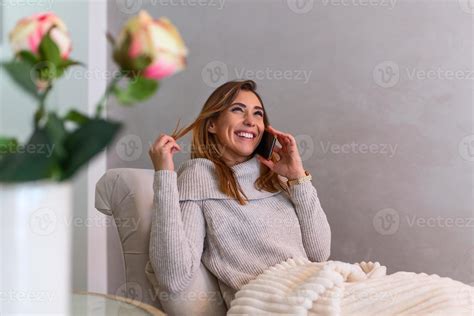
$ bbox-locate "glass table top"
[72,292,165,315]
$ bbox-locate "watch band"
[287,170,312,187]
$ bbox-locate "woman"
[148,79,331,308]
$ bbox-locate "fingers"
[257,154,275,170]
[163,141,181,154]
[267,126,295,147]
[157,133,175,147]
[267,125,287,136]
[267,126,289,140]
[150,133,181,153]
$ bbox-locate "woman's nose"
[243,114,256,126]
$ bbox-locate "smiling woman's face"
[208,89,265,166]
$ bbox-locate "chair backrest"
[95,168,227,315]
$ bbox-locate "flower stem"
[95,71,125,118]
[34,83,53,128]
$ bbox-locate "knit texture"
[227,257,474,315]
[149,154,331,298]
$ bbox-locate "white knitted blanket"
[227,257,473,315]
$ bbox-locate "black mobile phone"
[254,130,277,160]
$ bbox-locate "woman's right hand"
[149,133,182,171]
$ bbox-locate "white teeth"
[236,132,254,139]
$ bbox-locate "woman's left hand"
[256,125,306,180]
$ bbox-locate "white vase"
[0,181,72,315]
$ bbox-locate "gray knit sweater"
[149,154,331,297]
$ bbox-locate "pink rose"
[9,12,72,59]
[115,10,188,80]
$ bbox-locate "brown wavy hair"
[170,79,289,205]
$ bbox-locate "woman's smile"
[234,131,257,142]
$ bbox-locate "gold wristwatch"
[287,170,312,187]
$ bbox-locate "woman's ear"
[208,120,216,134]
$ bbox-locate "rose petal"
[143,57,180,80]
[50,28,72,59]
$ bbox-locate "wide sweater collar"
[176,155,281,201]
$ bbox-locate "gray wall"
[107,0,473,285]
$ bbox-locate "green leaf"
[113,76,159,105]
[17,51,38,65]
[0,129,57,182]
[53,59,84,80]
[39,29,61,67]
[1,61,39,99]
[63,109,90,126]
[60,59,84,68]
[131,55,153,73]
[44,113,67,159]
[0,137,18,160]
[0,118,122,182]
[54,67,65,79]
[0,137,18,147]
[60,119,121,180]
[112,31,132,68]
[112,31,152,77]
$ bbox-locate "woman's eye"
[231,108,264,117]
